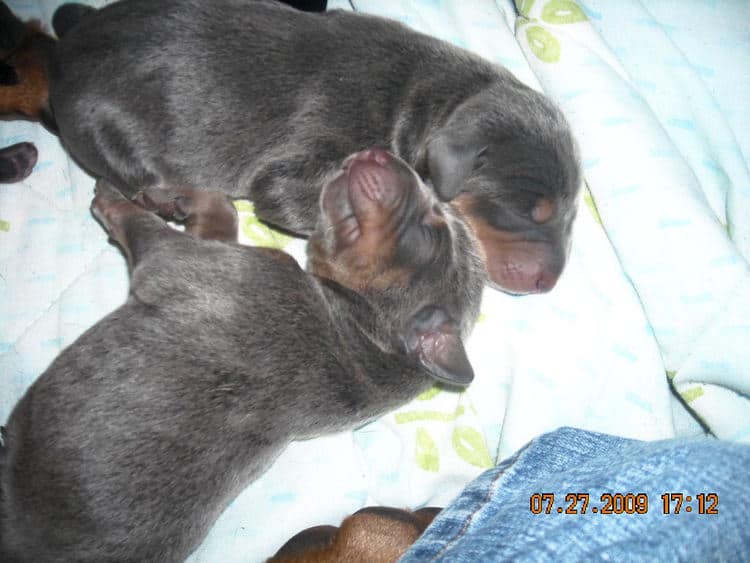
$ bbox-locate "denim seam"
[429,466,509,561]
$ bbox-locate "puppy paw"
[182,191,238,241]
[132,186,184,220]
[132,185,237,241]
[0,142,37,183]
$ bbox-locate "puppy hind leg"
[180,191,238,242]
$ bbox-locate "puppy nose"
[342,148,392,169]
[534,268,560,293]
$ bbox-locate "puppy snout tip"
[343,148,392,170]
[533,268,561,293]
[360,147,391,165]
[534,274,553,293]
[494,265,561,295]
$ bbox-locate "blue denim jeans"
[401,427,750,562]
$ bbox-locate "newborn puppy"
[0,142,37,183]
[269,506,441,563]
[0,0,580,294]
[0,149,485,563]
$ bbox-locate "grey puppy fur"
[0,148,485,562]
[33,0,580,294]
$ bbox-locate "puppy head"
[308,148,484,387]
[424,83,581,294]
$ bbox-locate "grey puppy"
[0,148,485,562]
[0,0,580,293]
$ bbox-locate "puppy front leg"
[133,185,238,242]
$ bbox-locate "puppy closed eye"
[473,147,489,171]
[507,189,553,222]
[530,196,555,223]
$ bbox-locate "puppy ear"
[426,131,484,201]
[404,306,473,387]
[52,3,97,38]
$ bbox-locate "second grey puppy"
[0,149,485,562]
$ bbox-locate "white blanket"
[1,0,747,560]
[511,0,750,441]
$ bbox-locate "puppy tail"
[52,3,96,38]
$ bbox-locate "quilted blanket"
[1,0,747,560]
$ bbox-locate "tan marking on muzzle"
[451,193,560,293]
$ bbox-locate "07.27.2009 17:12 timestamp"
[529,492,719,515]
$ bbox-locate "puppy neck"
[313,276,398,356]
[310,276,434,414]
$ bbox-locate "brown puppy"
[269,507,441,563]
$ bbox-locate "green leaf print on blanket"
[681,386,705,403]
[584,188,603,225]
[516,0,588,64]
[415,428,440,472]
[394,406,466,424]
[516,0,536,17]
[452,426,493,469]
[0,219,9,232]
[234,200,292,249]
[526,26,561,64]
[541,0,587,24]
[396,392,493,472]
[417,387,442,401]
